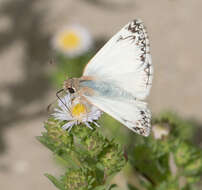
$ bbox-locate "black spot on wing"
[121,108,151,136]
[132,126,146,135]
[116,19,153,90]
[144,63,152,87]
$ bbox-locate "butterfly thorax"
[63,76,95,96]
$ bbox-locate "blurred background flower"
[152,124,169,140]
[52,24,93,57]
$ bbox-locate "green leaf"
[45,173,66,190]
[131,144,170,184]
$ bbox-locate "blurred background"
[0,0,202,189]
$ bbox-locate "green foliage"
[128,112,202,190]
[39,112,202,190]
[37,118,127,190]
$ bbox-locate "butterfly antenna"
[56,89,72,113]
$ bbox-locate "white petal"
[62,121,75,130]
[93,121,100,128]
[67,125,74,132]
[87,118,93,122]
[58,94,71,112]
[84,122,93,130]
[52,112,72,121]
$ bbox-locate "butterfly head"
[64,78,80,94]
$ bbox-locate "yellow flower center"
[59,31,81,50]
[71,103,87,117]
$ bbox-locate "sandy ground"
[0,0,202,189]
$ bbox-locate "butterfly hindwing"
[83,94,151,136]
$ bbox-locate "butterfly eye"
[68,87,75,94]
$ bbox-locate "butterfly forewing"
[83,19,153,100]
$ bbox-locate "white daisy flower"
[52,24,93,57]
[152,124,169,140]
[52,94,102,131]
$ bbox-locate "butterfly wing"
[83,19,153,100]
[81,19,153,136]
[83,94,151,136]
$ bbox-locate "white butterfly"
[61,19,153,136]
